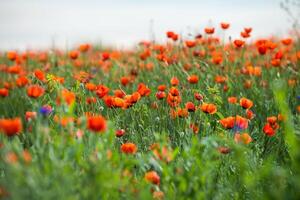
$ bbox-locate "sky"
[0,0,293,51]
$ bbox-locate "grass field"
[0,25,300,199]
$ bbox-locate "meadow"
[0,24,300,199]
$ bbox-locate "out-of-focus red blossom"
[137,83,151,96]
[153,191,164,200]
[86,97,97,104]
[218,146,231,154]
[34,69,45,82]
[156,91,166,100]
[0,88,9,97]
[144,171,160,185]
[219,115,248,130]
[219,117,235,129]
[22,150,32,164]
[204,27,215,34]
[201,103,217,114]
[7,51,17,61]
[187,75,199,84]
[0,118,22,137]
[176,108,189,118]
[61,89,76,105]
[234,133,252,144]
[190,123,199,134]
[150,144,173,162]
[228,96,237,104]
[87,115,107,133]
[5,152,18,164]
[116,129,125,137]
[16,76,29,87]
[246,110,255,119]
[25,111,37,121]
[69,50,79,60]
[85,83,97,91]
[240,97,253,109]
[234,39,245,48]
[27,85,45,98]
[244,27,252,34]
[121,142,137,154]
[170,77,179,86]
[185,102,196,112]
[263,123,275,136]
[220,22,230,29]
[120,76,130,86]
[96,85,109,98]
[194,93,203,101]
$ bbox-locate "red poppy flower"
[27,85,45,98]
[121,142,137,154]
[145,171,160,185]
[201,103,217,114]
[87,115,107,133]
[0,118,22,137]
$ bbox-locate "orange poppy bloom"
[185,40,196,48]
[281,38,292,46]
[240,97,253,109]
[137,83,151,96]
[177,108,189,118]
[87,115,106,133]
[214,75,226,84]
[120,76,130,86]
[185,102,196,112]
[27,85,45,98]
[263,123,275,136]
[115,129,125,137]
[78,43,91,52]
[246,110,255,119]
[157,85,166,91]
[121,142,137,154]
[194,93,203,101]
[187,75,199,84]
[267,116,277,125]
[114,89,126,98]
[228,96,237,104]
[170,77,179,86]
[233,40,245,48]
[234,133,252,144]
[7,65,22,74]
[34,69,45,82]
[16,76,29,87]
[69,50,79,60]
[112,97,125,108]
[169,87,179,96]
[190,123,199,134]
[219,117,235,129]
[156,91,166,100]
[241,31,250,38]
[7,51,17,61]
[0,118,22,137]
[145,171,160,185]
[244,27,252,34]
[85,83,97,91]
[0,88,9,97]
[218,146,231,154]
[220,22,230,30]
[96,85,110,98]
[25,111,37,121]
[61,89,76,105]
[201,103,217,114]
[204,27,215,34]
[235,115,249,130]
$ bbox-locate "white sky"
[0,0,293,50]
